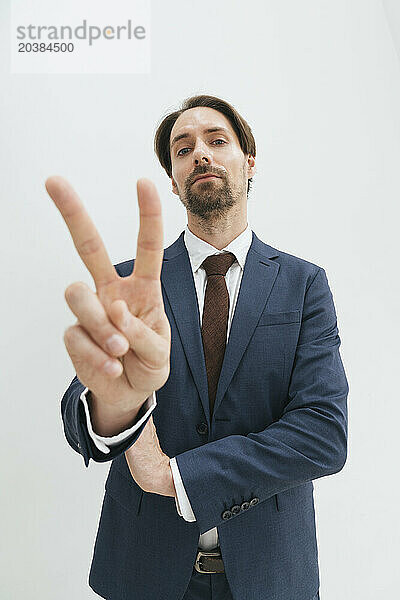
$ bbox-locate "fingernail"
[106,334,128,354]
[104,360,122,376]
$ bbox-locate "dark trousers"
[182,566,234,600]
[182,566,320,600]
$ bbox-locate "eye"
[177,139,227,157]
[177,147,190,156]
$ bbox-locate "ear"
[171,176,179,196]
[247,154,256,179]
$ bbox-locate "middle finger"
[65,282,129,357]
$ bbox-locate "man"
[48,95,348,600]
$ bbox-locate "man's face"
[169,106,255,219]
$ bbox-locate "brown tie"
[201,252,237,417]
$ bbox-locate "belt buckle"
[194,549,224,574]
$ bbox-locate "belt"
[195,548,225,574]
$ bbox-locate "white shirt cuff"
[170,457,196,522]
[80,387,157,454]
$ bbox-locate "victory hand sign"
[46,176,175,496]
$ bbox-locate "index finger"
[45,176,117,288]
[132,178,164,281]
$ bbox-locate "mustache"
[189,168,225,184]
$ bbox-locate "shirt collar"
[183,223,253,273]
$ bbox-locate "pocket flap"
[257,309,301,326]
[105,465,143,516]
[275,482,314,512]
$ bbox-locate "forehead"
[170,106,237,147]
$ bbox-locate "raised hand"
[46,176,171,434]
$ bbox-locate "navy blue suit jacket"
[61,230,348,600]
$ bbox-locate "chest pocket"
[105,464,144,516]
[257,309,300,327]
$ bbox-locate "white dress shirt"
[80,222,253,550]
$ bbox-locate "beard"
[178,173,242,220]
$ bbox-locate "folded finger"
[64,281,129,357]
[63,323,123,380]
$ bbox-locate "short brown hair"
[154,94,256,196]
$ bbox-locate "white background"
[1,0,399,598]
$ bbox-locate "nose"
[192,140,212,167]
[194,156,209,165]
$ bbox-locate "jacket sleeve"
[61,375,155,467]
[174,267,349,535]
[81,387,157,454]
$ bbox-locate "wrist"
[154,457,176,498]
[88,391,145,437]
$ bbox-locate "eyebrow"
[170,127,230,149]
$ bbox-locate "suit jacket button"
[231,504,241,515]
[222,510,232,520]
[196,422,208,435]
[241,501,250,511]
[249,497,259,507]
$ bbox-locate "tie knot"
[201,252,236,277]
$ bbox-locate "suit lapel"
[161,230,280,425]
[161,232,210,421]
[213,235,280,418]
